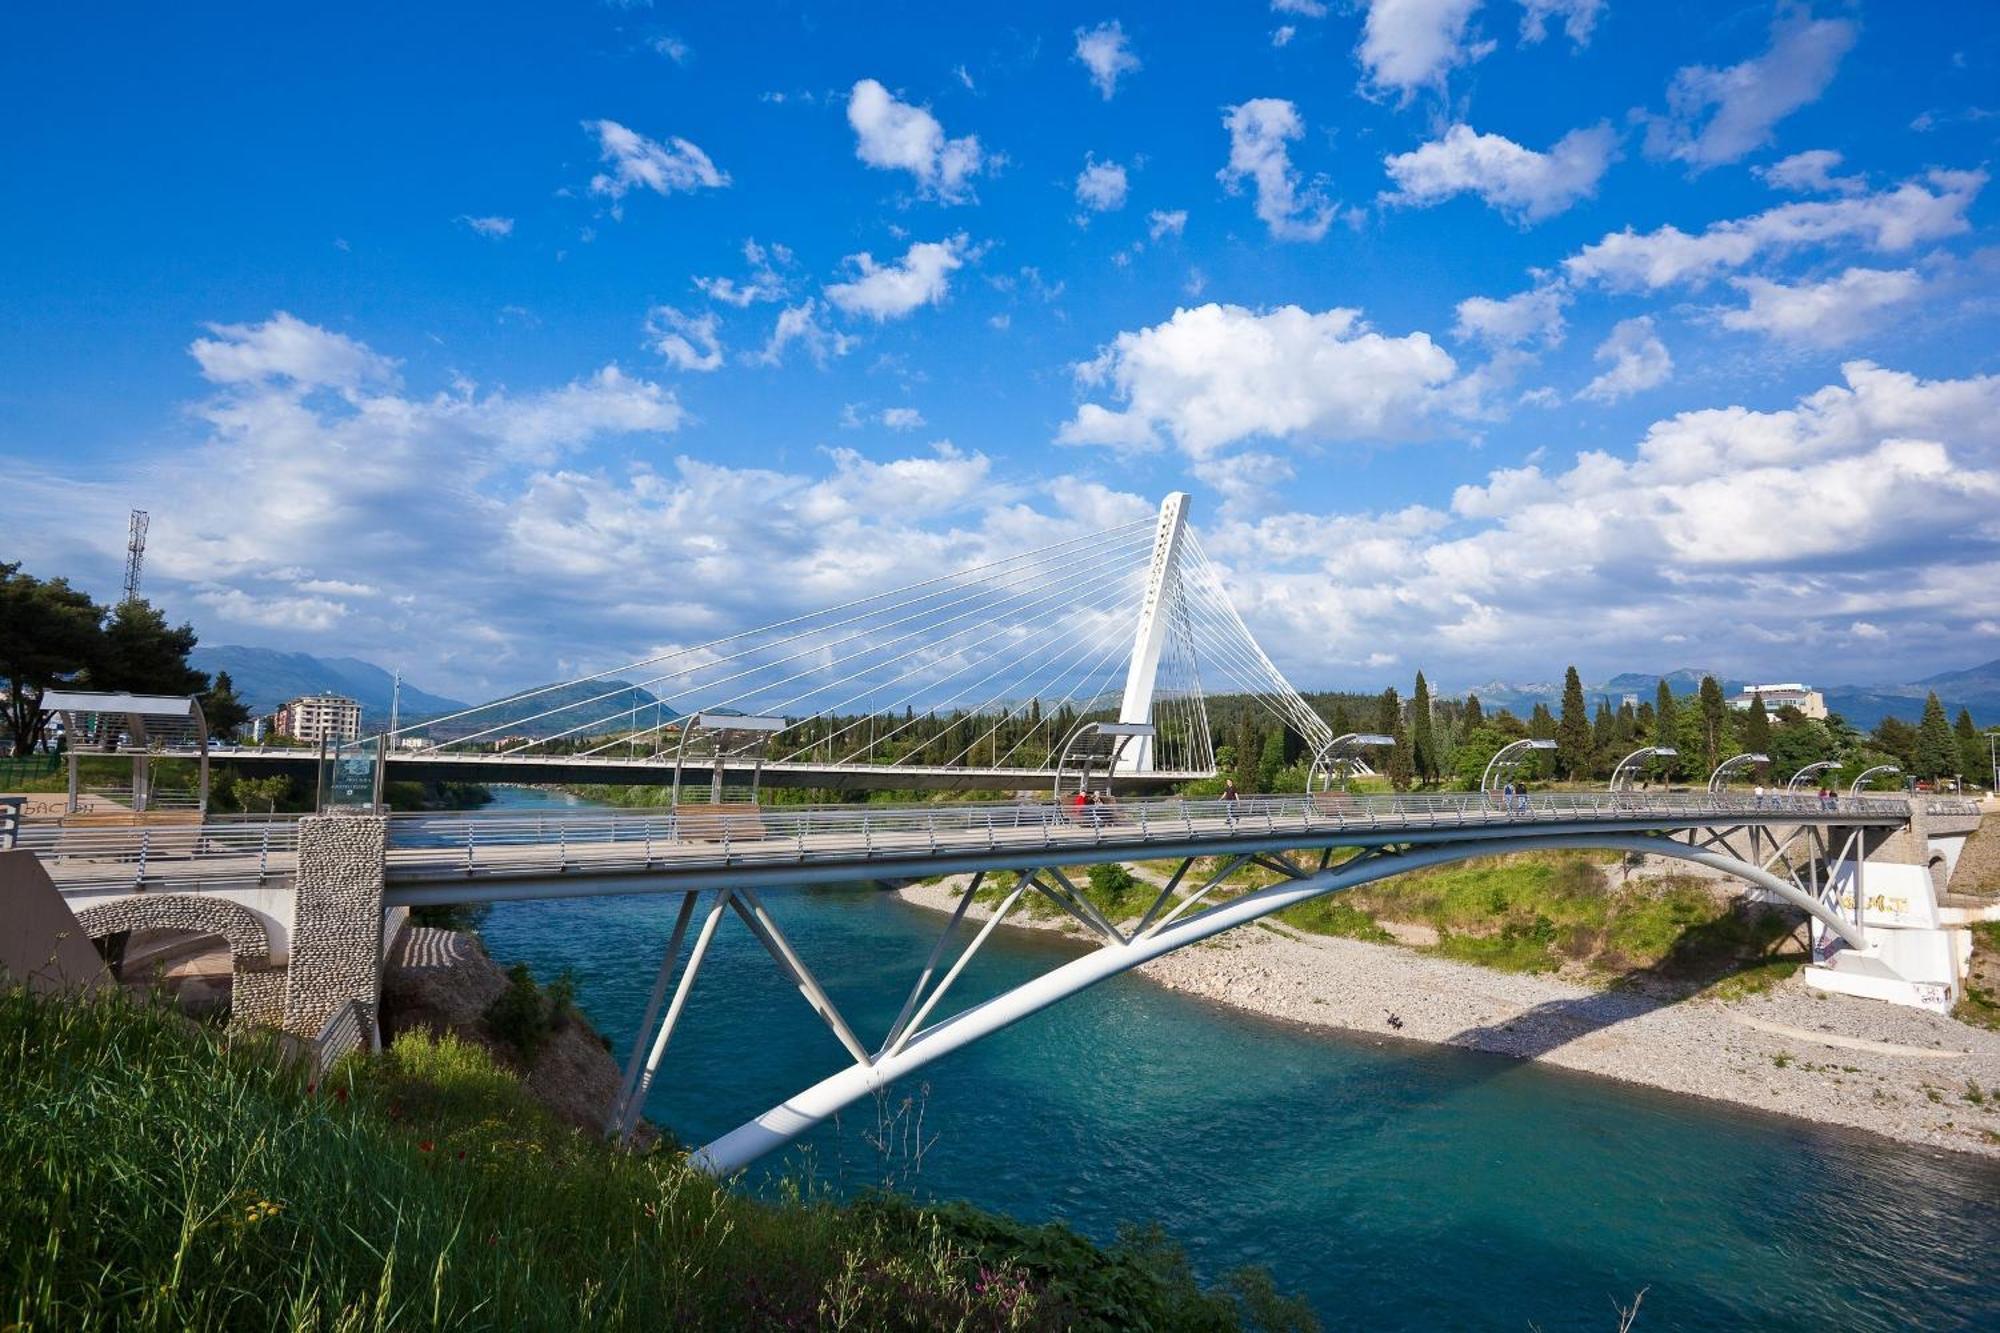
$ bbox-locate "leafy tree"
[1697,675,1728,774]
[1410,672,1438,786]
[1527,701,1555,740]
[1871,716,1918,770]
[1914,691,1957,780]
[1766,715,1835,780]
[1384,702,1414,792]
[1591,697,1616,774]
[1453,727,1510,790]
[1652,682,1678,780]
[1741,693,1772,759]
[1373,687,1400,738]
[1256,727,1286,793]
[95,598,206,697]
[229,774,291,813]
[1462,693,1483,731]
[0,562,106,756]
[1555,666,1591,781]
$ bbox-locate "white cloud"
[1381,121,1615,224]
[846,79,984,204]
[1272,25,1297,47]
[1073,21,1140,100]
[1357,0,1493,100]
[1563,170,1985,291]
[1719,267,1923,346]
[756,300,855,367]
[1518,0,1602,46]
[1453,283,1568,348]
[1754,149,1865,196]
[190,311,398,390]
[1577,316,1672,402]
[1219,99,1334,242]
[1271,0,1327,14]
[652,34,690,64]
[880,407,926,430]
[583,119,728,207]
[643,305,724,372]
[1644,9,1856,169]
[459,215,515,238]
[824,237,966,321]
[1059,302,1460,457]
[694,238,791,306]
[1075,156,1129,213]
[1148,209,1188,240]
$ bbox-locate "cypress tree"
[1385,701,1415,792]
[1698,675,1728,774]
[1462,693,1484,730]
[1375,687,1401,737]
[1556,666,1591,781]
[1956,708,1988,789]
[1652,682,1678,781]
[1528,701,1556,740]
[1411,672,1437,786]
[1742,693,1772,759]
[1915,691,1957,780]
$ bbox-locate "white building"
[273,693,363,744]
[1728,683,1827,721]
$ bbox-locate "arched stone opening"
[73,895,285,1029]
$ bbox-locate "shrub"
[482,962,577,1063]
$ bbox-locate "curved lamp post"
[1305,732,1396,794]
[1051,721,1154,799]
[1849,763,1901,796]
[1609,745,1677,792]
[1786,759,1843,792]
[1706,752,1771,793]
[1480,738,1556,795]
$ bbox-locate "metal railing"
[16,815,301,892]
[1924,797,1982,817]
[383,790,1916,883]
[308,999,370,1076]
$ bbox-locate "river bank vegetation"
[0,985,1315,1331]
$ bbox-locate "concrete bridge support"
[282,814,389,1039]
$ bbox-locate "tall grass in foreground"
[0,987,1313,1332]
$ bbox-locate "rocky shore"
[895,877,2000,1160]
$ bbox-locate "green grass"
[0,987,1311,1332]
[1954,922,2000,1031]
[1273,898,1393,943]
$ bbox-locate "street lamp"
[1305,732,1396,794]
[1786,759,1843,792]
[1481,738,1557,795]
[1849,763,1901,795]
[1706,752,1771,792]
[1609,745,1676,792]
[1052,721,1155,799]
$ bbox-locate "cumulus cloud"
[1148,209,1188,240]
[1755,148,1866,196]
[1219,99,1334,242]
[1577,317,1672,402]
[756,300,855,367]
[190,312,398,391]
[1198,361,2000,685]
[1271,0,1327,15]
[1719,267,1923,346]
[1453,283,1568,348]
[824,237,966,321]
[1563,170,1985,290]
[459,215,515,238]
[643,305,724,371]
[880,407,926,430]
[1073,20,1140,99]
[1644,8,1857,170]
[1058,302,1460,457]
[583,119,728,206]
[1381,121,1616,224]
[1357,0,1492,100]
[1519,0,1602,45]
[1074,156,1129,213]
[846,79,984,203]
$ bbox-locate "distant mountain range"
[1455,660,2000,730]
[191,646,665,737]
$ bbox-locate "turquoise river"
[472,789,2000,1330]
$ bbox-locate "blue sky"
[4,1,1998,698]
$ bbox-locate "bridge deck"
[25,791,1937,902]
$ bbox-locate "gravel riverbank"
[894,877,2000,1159]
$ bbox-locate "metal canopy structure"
[42,690,210,814]
[1609,745,1676,792]
[669,713,788,805]
[1307,732,1395,793]
[1480,738,1556,795]
[1707,752,1771,792]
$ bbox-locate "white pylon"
[1115,492,1190,772]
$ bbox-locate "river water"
[472,789,2000,1330]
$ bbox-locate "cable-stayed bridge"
[209,494,1334,795]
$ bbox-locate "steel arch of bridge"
[597,829,1872,1176]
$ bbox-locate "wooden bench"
[53,810,205,860]
[672,802,766,843]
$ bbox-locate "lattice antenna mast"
[122,509,149,604]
